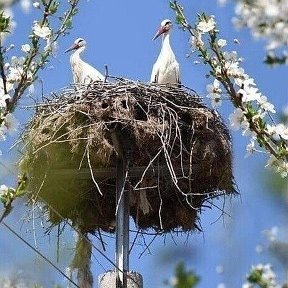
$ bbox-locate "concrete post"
[98,271,143,288]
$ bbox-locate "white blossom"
[228,109,253,136]
[233,38,240,44]
[0,275,32,288]
[0,94,10,109]
[216,265,224,274]
[197,17,216,33]
[189,33,203,49]
[234,77,256,89]
[258,96,276,113]
[4,62,10,70]
[229,108,246,130]
[169,276,178,286]
[266,156,288,177]
[21,44,31,53]
[8,66,24,82]
[7,56,33,82]
[245,139,256,158]
[255,245,263,253]
[266,124,288,140]
[237,85,261,103]
[233,0,288,60]
[217,38,227,48]
[0,184,8,196]
[33,2,40,9]
[11,56,25,67]
[277,161,288,177]
[221,50,247,78]
[266,155,278,168]
[206,79,222,108]
[223,50,238,62]
[20,0,31,13]
[225,62,245,77]
[44,37,58,55]
[251,264,277,286]
[4,113,19,135]
[263,226,279,242]
[241,119,254,137]
[217,0,228,7]
[274,124,288,140]
[206,79,222,95]
[32,22,51,39]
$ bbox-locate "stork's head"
[153,19,172,40]
[65,38,86,53]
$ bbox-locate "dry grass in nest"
[20,78,237,234]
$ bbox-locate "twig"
[87,146,103,196]
[104,64,109,83]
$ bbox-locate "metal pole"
[115,156,129,288]
[98,271,143,288]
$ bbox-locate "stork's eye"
[165,21,171,26]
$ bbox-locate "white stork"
[65,38,105,84]
[150,19,180,85]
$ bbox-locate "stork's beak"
[152,26,166,40]
[65,43,78,53]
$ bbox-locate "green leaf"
[15,174,28,197]
[72,7,78,16]
[169,1,176,10]
[49,1,59,14]
[0,12,10,33]
[173,262,200,288]
[247,268,263,283]
[176,14,184,25]
[65,19,73,30]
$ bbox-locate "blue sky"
[0,0,288,287]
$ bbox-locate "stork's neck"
[161,31,173,55]
[71,46,85,62]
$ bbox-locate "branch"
[171,1,288,176]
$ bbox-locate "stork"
[150,19,180,85]
[65,38,105,84]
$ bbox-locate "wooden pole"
[115,156,129,288]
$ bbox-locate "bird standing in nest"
[65,38,105,84]
[150,19,180,85]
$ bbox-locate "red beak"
[152,26,167,40]
[65,43,79,53]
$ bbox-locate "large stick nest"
[20,79,237,233]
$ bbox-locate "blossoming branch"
[171,1,288,177]
[0,0,80,214]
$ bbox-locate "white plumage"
[65,38,104,84]
[150,19,180,85]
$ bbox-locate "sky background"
[0,0,288,287]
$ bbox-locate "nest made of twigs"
[20,78,237,233]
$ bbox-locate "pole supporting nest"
[115,155,129,288]
[98,154,143,288]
